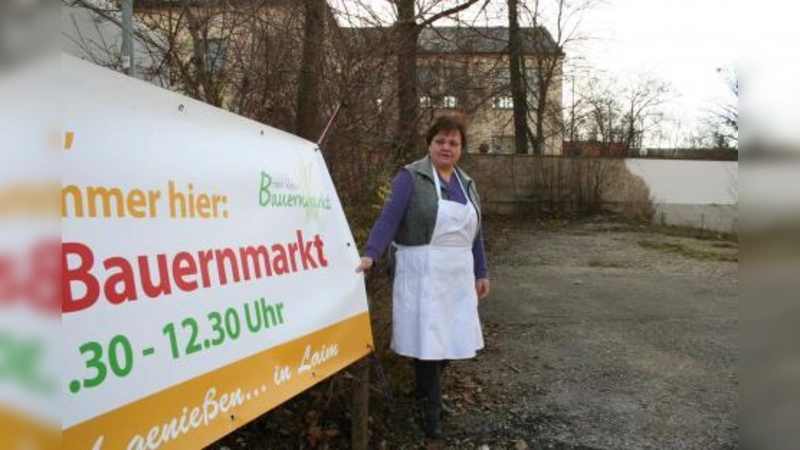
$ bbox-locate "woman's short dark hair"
[425,114,468,151]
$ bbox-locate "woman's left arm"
[473,229,490,300]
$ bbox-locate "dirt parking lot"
[365,215,738,450]
[418,216,739,450]
[213,215,738,450]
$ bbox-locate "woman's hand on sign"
[476,278,490,300]
[356,256,374,273]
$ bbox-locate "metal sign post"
[121,0,134,76]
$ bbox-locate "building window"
[443,65,467,104]
[491,67,540,108]
[492,67,510,93]
[418,67,437,95]
[494,96,513,109]
[204,38,227,77]
[491,135,515,154]
[525,67,540,102]
[441,95,457,108]
[420,95,433,108]
[492,68,512,109]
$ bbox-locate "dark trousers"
[414,359,449,411]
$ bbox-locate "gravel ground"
[424,216,739,450]
[212,215,738,450]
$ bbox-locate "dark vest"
[394,156,482,246]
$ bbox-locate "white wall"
[625,159,738,205]
[625,159,739,232]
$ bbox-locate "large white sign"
[62,55,372,449]
[0,57,61,450]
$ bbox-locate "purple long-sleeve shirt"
[364,170,489,279]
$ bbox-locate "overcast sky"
[578,0,796,147]
[334,0,796,148]
[565,0,739,146]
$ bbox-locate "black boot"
[420,400,443,438]
[438,361,455,417]
[415,359,445,438]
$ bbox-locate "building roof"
[342,26,560,55]
[419,26,559,54]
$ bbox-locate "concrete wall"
[459,154,739,232]
[623,159,738,232]
[650,204,737,232]
[459,154,645,215]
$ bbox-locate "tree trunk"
[394,0,420,163]
[182,0,219,105]
[534,80,547,155]
[508,0,529,154]
[391,0,479,162]
[351,359,370,450]
[295,0,325,140]
[568,77,577,143]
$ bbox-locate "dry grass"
[587,260,628,268]
[637,240,738,262]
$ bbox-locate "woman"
[356,114,490,439]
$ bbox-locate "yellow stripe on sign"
[64,312,373,450]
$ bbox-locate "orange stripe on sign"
[64,131,74,150]
[0,406,60,450]
[64,312,373,450]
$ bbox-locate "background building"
[416,27,563,155]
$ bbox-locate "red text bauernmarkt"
[62,230,328,314]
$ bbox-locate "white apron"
[391,165,484,360]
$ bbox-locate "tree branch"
[419,0,481,28]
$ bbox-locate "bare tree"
[392,0,482,163]
[521,0,591,155]
[63,0,171,85]
[564,68,581,144]
[129,0,322,131]
[295,0,326,140]
[570,71,670,155]
[583,76,621,145]
[712,66,738,147]
[620,74,671,151]
[507,0,530,154]
[179,0,220,105]
[680,122,715,149]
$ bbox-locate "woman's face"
[428,129,463,171]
